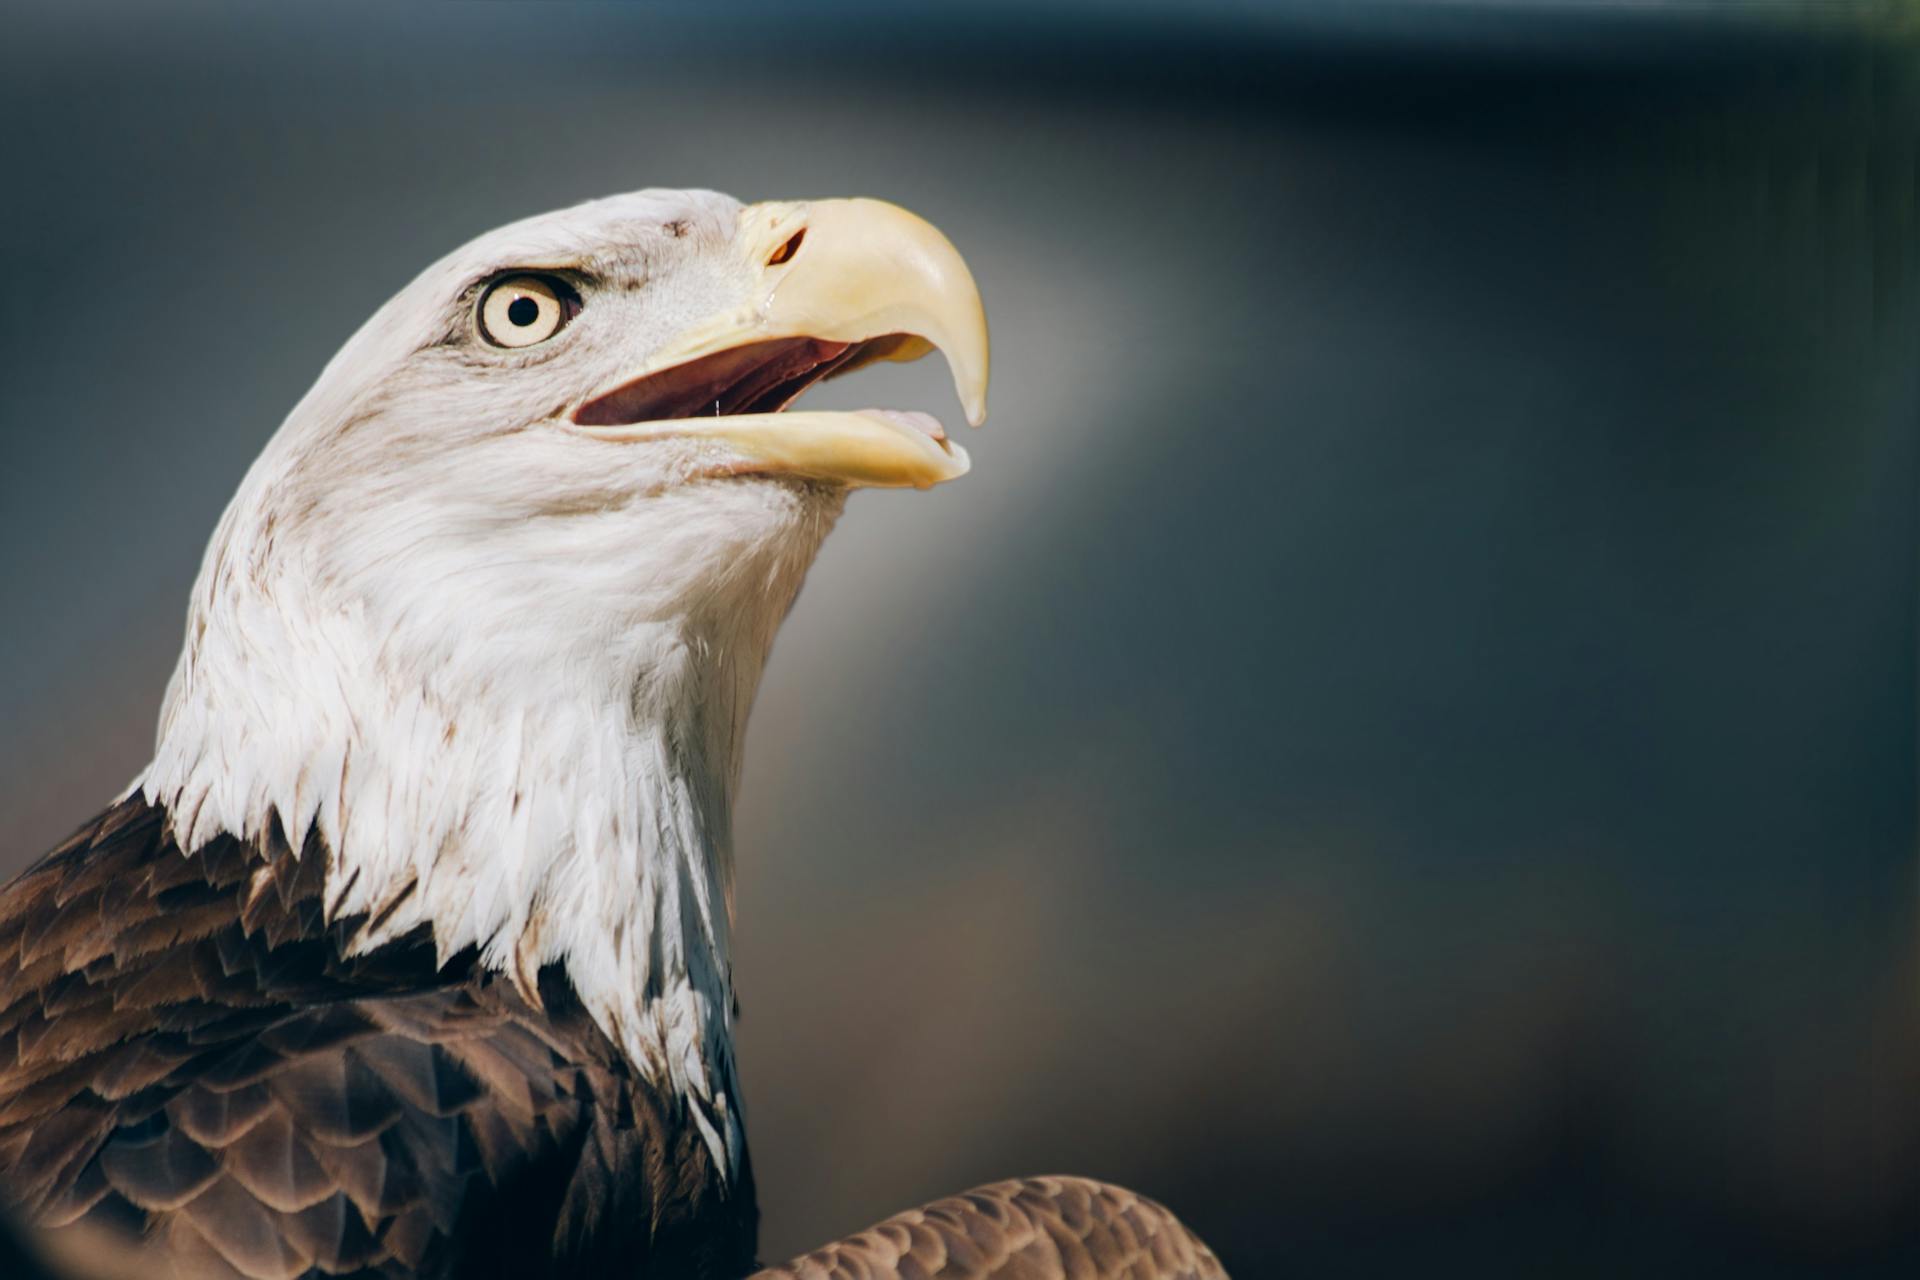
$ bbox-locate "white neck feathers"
[140,445,843,1179]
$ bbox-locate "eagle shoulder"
[0,795,756,1280]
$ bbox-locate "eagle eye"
[477,274,577,348]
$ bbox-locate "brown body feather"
[0,796,756,1279]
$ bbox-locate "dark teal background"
[2,3,1915,1273]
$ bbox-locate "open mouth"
[564,198,987,489]
[571,334,943,444]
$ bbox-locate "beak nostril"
[766,228,805,267]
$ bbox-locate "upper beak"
[573,198,990,490]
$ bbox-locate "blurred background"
[2,1,1916,1274]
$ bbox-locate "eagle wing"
[752,1177,1226,1280]
[0,798,752,1280]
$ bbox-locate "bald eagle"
[0,191,1225,1280]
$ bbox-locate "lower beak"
[579,409,968,490]
[572,197,989,489]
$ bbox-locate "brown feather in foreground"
[752,1177,1226,1280]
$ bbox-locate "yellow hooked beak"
[572,198,990,489]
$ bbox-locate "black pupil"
[506,295,540,327]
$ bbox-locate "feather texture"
[0,796,757,1279]
[753,1178,1226,1280]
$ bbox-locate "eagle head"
[137,189,989,1170]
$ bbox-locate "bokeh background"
[3,1,1917,1274]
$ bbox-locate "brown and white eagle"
[0,191,1225,1280]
